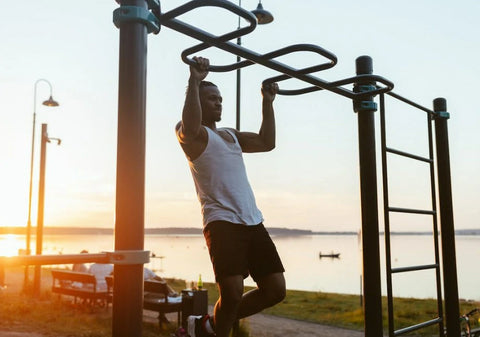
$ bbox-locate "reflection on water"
[0,234,24,257]
[1,233,479,300]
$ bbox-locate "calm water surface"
[1,233,479,300]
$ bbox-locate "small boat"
[319,251,340,259]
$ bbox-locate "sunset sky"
[1,0,479,232]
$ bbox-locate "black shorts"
[203,221,285,283]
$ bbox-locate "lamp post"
[33,124,61,297]
[236,0,274,130]
[25,79,59,289]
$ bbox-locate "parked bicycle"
[460,308,480,337]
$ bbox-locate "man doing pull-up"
[176,56,286,337]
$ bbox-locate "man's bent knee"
[266,283,286,306]
[258,273,286,306]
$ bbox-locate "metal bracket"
[433,110,450,120]
[353,84,378,113]
[105,250,150,265]
[113,4,160,35]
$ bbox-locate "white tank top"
[188,127,263,227]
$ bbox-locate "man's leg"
[213,273,285,336]
[234,223,286,319]
[236,272,286,319]
[214,275,244,337]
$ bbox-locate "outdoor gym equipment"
[0,1,459,337]
[111,1,460,336]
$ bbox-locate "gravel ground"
[241,312,364,337]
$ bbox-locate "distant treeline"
[0,226,322,236]
[0,226,479,236]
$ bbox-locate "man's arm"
[176,56,209,144]
[236,82,278,153]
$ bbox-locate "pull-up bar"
[114,0,394,99]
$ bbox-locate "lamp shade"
[252,2,274,24]
[42,95,59,107]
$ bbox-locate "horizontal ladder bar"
[395,317,443,336]
[386,147,433,163]
[388,207,436,215]
[392,263,439,273]
[386,91,435,115]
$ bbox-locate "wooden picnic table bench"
[143,279,183,328]
[51,269,112,307]
[106,276,182,328]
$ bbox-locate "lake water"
[1,233,479,300]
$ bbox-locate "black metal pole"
[236,41,241,131]
[354,56,383,337]
[235,0,241,131]
[33,123,48,297]
[433,98,460,337]
[113,1,148,336]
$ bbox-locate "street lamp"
[236,1,274,130]
[33,123,61,297]
[25,79,59,287]
[251,1,274,24]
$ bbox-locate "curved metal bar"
[161,0,257,56]
[270,74,394,97]
[181,46,254,73]
[163,17,350,98]
[161,0,256,24]
[160,0,395,98]
[261,45,337,95]
[183,42,336,74]
[160,0,257,72]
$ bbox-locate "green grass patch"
[1,275,479,336]
[202,282,480,335]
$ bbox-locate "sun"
[0,234,24,257]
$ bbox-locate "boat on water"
[319,252,340,259]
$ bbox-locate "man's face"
[200,85,222,123]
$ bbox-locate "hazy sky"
[1,0,479,232]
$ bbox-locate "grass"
[201,282,480,335]
[1,266,479,336]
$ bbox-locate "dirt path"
[243,312,364,337]
[148,307,365,337]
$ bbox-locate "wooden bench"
[143,279,182,328]
[51,269,112,307]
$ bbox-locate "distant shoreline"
[1,226,479,236]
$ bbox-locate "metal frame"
[112,2,392,334]
[91,1,461,336]
[159,1,393,99]
[0,251,149,267]
[1,1,459,336]
[380,93,445,336]
[433,98,461,337]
